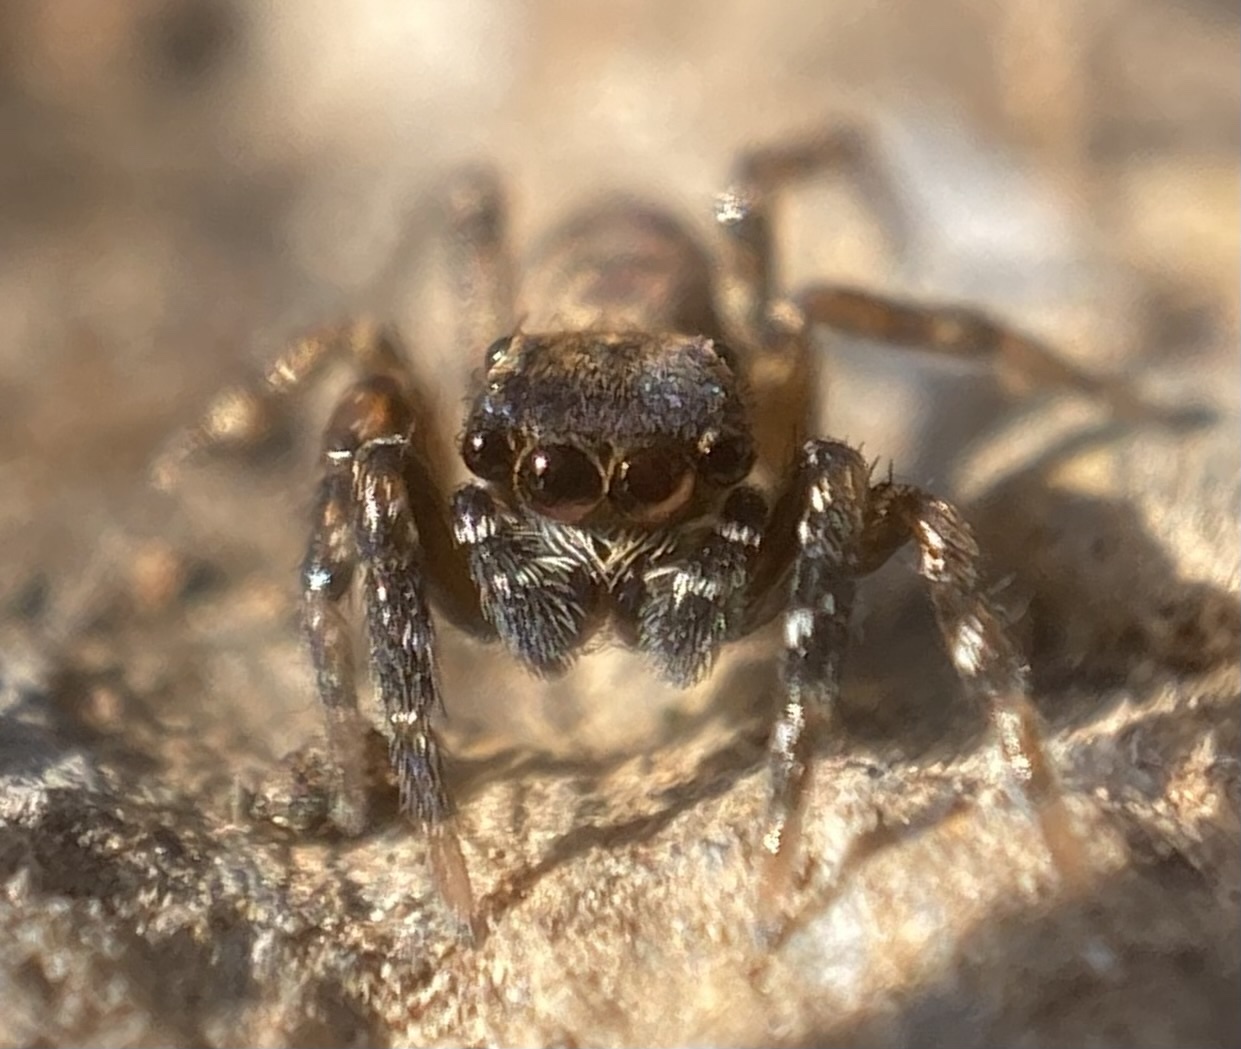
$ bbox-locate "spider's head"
[459,331,754,526]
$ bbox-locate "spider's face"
[459,332,755,526]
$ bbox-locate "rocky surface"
[1,1,1238,1045]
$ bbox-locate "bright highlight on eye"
[519,444,604,522]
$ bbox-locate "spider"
[158,127,1121,928]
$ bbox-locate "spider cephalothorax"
[461,331,753,527]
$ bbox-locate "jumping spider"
[161,128,1127,926]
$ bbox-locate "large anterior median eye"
[518,444,604,522]
[612,442,695,523]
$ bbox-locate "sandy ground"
[0,1,1238,1045]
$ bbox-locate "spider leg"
[714,124,905,347]
[712,126,1151,424]
[759,440,1081,886]
[761,440,869,861]
[796,284,1148,418]
[712,124,907,477]
[151,320,404,490]
[153,169,516,493]
[858,479,1082,879]
[443,165,516,358]
[303,435,368,836]
[636,486,768,687]
[303,373,475,924]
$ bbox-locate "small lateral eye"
[698,431,754,486]
[613,443,695,523]
[484,336,514,370]
[708,339,738,371]
[519,444,604,522]
[462,428,514,483]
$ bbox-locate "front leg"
[760,438,1081,886]
[303,375,474,924]
[762,441,869,859]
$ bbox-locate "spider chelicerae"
[159,127,1130,927]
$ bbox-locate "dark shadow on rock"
[970,470,1240,700]
[473,729,767,933]
[798,855,1240,1048]
[817,421,1239,771]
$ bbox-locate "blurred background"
[1,0,1237,771]
[2,0,1236,483]
[0,2,1237,1043]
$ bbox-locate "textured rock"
[1,1,1237,1046]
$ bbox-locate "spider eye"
[709,339,738,371]
[612,443,696,523]
[462,428,514,483]
[519,444,604,522]
[698,432,754,486]
[484,336,514,370]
